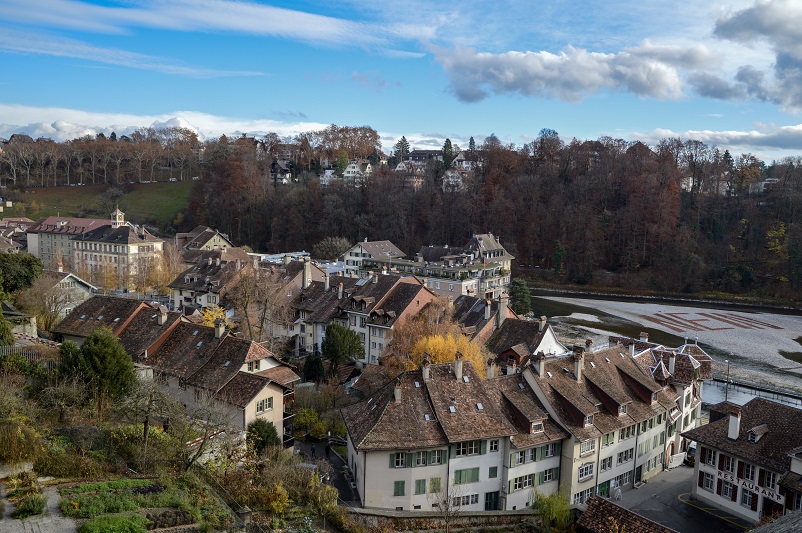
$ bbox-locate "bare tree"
[427,479,465,533]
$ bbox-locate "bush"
[78,514,150,533]
[12,493,46,518]
[34,447,104,478]
[265,483,289,516]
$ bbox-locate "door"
[635,466,643,484]
[484,491,499,511]
[597,480,610,498]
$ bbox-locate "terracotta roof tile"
[576,496,678,533]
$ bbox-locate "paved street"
[616,465,752,533]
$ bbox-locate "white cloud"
[0,29,263,78]
[637,123,802,157]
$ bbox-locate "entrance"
[484,491,499,511]
[597,480,610,498]
[635,466,643,484]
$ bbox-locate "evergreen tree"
[394,136,410,160]
[303,354,325,382]
[247,419,281,453]
[321,323,363,378]
[468,136,476,152]
[65,327,135,406]
[508,278,532,315]
[442,138,454,167]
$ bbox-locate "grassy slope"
[5,181,194,228]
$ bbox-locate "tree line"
[3,126,802,299]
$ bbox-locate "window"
[765,471,777,490]
[532,421,544,433]
[454,468,480,484]
[703,472,715,492]
[614,472,632,488]
[602,432,615,447]
[620,425,635,440]
[573,488,594,505]
[513,474,534,491]
[527,448,536,462]
[723,455,735,472]
[600,456,613,471]
[619,404,627,415]
[722,481,735,499]
[489,466,498,479]
[580,439,595,456]
[416,451,427,467]
[394,453,406,468]
[578,463,594,482]
[394,480,405,497]
[743,463,755,482]
[543,443,556,457]
[415,479,426,495]
[360,317,366,328]
[584,414,594,427]
[685,392,691,407]
[431,450,443,465]
[429,477,441,493]
[543,468,556,483]
[456,440,481,456]
[489,439,499,452]
[458,494,479,506]
[741,489,755,508]
[515,451,526,465]
[247,360,260,372]
[617,448,634,464]
[705,448,716,466]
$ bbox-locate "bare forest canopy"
[1,127,801,299]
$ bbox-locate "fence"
[0,344,60,372]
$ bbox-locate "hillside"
[3,181,194,230]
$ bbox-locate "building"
[27,215,110,270]
[291,272,439,364]
[174,225,234,253]
[521,340,682,506]
[168,251,251,313]
[575,496,678,533]
[341,240,406,277]
[340,357,568,512]
[683,398,802,523]
[37,269,98,321]
[70,209,164,288]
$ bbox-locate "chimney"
[487,358,496,379]
[455,351,464,381]
[157,305,168,326]
[536,351,546,378]
[214,318,225,339]
[669,351,676,375]
[303,257,311,289]
[215,257,221,267]
[639,331,649,342]
[573,346,585,382]
[629,341,635,357]
[585,338,593,351]
[283,253,292,265]
[208,256,213,266]
[728,409,741,440]
[497,293,508,327]
[338,282,343,300]
[394,380,402,404]
[372,273,378,283]
[484,300,492,321]
[539,316,547,332]
[324,273,330,291]
[506,359,517,376]
[422,357,431,381]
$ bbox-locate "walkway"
[1,484,77,533]
[295,440,360,504]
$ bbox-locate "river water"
[530,292,802,395]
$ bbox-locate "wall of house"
[242,382,284,433]
[692,453,771,523]
[503,441,561,510]
[363,448,449,510]
[447,440,504,512]
[561,437,598,505]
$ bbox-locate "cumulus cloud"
[432,41,712,103]
[713,0,802,111]
[640,123,802,154]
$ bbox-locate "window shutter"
[390,453,395,468]
[450,445,456,459]
[535,447,542,461]
[699,447,707,464]
[480,440,487,455]
[508,480,513,494]
[510,453,515,468]
[472,467,479,482]
[555,467,560,480]
[538,471,545,485]
[698,471,704,488]
[718,453,725,471]
[737,460,744,479]
[758,469,766,488]
[406,453,414,468]
[427,451,432,464]
[732,485,738,502]
[786,493,793,510]
[717,479,722,495]
[751,492,758,512]
[555,441,561,455]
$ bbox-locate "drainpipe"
[594,436,602,497]
[631,424,641,486]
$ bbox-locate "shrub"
[265,483,289,516]
[34,447,104,478]
[78,514,150,533]
[12,493,46,518]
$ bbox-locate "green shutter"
[555,467,560,480]
[389,453,395,468]
[450,445,456,459]
[406,453,414,468]
[508,480,513,493]
[426,451,432,464]
[480,440,487,455]
[510,453,515,468]
[455,469,462,484]
[555,441,562,456]
[471,467,480,482]
[535,447,542,461]
[538,471,544,485]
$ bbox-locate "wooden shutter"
[450,445,456,459]
[731,484,738,502]
[751,492,758,512]
[406,453,414,468]
[716,479,722,495]
[471,468,479,482]
[535,447,542,461]
[718,453,725,470]
[698,470,704,488]
[389,453,395,468]
[699,447,707,464]
[510,453,515,468]
[426,451,432,464]
[480,440,487,455]
[538,471,545,485]
[758,469,766,488]
[737,460,744,479]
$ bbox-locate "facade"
[683,398,802,523]
[341,240,406,277]
[174,225,234,252]
[341,358,568,512]
[38,269,98,321]
[343,159,373,182]
[27,215,110,270]
[168,250,251,313]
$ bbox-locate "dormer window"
[531,421,544,434]
[619,404,627,416]
[651,392,658,403]
[584,415,594,427]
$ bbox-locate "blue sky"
[2,0,802,160]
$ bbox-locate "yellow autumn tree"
[407,334,488,379]
[201,305,232,328]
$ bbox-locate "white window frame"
[743,463,756,482]
[580,439,595,456]
[703,472,715,492]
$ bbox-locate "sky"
[3,0,802,160]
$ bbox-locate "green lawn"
[4,181,195,229]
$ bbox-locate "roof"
[51,296,146,338]
[683,397,802,473]
[355,240,405,260]
[38,269,97,292]
[215,372,272,408]
[73,222,162,245]
[486,318,550,358]
[27,216,108,236]
[256,365,302,387]
[168,257,248,295]
[576,496,679,533]
[115,306,181,358]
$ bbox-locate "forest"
[2,126,801,300]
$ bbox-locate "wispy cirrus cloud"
[0,29,264,78]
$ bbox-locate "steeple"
[111,206,125,228]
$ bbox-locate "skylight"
[151,314,157,319]
[196,341,203,347]
[414,381,420,388]
[367,397,373,404]
[449,406,456,413]
[518,383,525,390]
[79,314,86,319]
[463,376,470,383]
[547,371,553,378]
[113,317,120,322]
[605,357,610,363]
[424,414,430,421]
[97,315,103,320]
[224,361,230,367]
[476,403,484,410]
